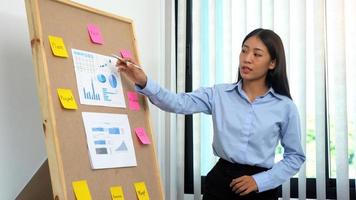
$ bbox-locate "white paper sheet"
[72,49,126,107]
[81,112,137,169]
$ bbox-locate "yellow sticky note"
[48,35,68,57]
[57,88,78,109]
[110,186,125,200]
[134,182,149,200]
[72,180,92,200]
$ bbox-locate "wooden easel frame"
[24,0,164,199]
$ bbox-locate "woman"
[117,28,305,200]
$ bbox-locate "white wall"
[0,0,167,199]
[0,3,46,199]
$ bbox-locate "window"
[184,0,356,199]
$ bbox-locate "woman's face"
[239,36,275,83]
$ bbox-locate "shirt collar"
[224,80,283,100]
[224,81,240,91]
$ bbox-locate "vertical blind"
[314,0,327,199]
[326,1,349,199]
[186,0,356,199]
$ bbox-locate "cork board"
[25,0,163,199]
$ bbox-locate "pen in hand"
[111,54,142,70]
[111,54,147,87]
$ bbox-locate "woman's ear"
[269,59,276,70]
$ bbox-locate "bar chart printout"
[72,49,126,107]
[82,112,137,169]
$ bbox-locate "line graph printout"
[82,112,137,169]
[72,49,126,107]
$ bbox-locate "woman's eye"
[254,54,262,57]
[241,49,247,53]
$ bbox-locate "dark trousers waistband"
[217,158,269,173]
[203,158,277,200]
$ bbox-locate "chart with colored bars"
[72,49,126,107]
[82,112,137,169]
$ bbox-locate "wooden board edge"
[144,105,166,199]
[24,0,68,199]
[131,21,165,199]
[54,0,134,24]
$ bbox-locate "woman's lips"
[241,66,252,74]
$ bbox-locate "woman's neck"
[241,79,269,102]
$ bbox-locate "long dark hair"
[238,28,292,99]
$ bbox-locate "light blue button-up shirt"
[136,78,305,192]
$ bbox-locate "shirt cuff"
[134,77,160,97]
[252,171,273,193]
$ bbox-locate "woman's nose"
[243,53,253,63]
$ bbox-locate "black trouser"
[202,158,278,200]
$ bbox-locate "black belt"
[217,158,269,175]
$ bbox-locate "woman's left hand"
[229,175,258,196]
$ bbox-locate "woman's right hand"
[116,58,147,88]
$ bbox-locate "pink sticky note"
[87,24,104,44]
[134,128,151,144]
[129,101,140,111]
[120,49,132,58]
[127,91,139,101]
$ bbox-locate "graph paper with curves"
[72,49,126,107]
